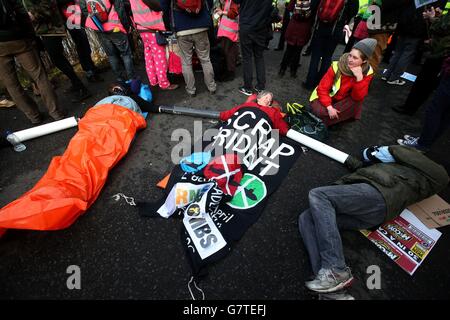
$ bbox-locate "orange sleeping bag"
[0,104,146,237]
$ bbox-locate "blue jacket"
[160,0,213,33]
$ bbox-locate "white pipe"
[286,129,349,164]
[11,117,79,143]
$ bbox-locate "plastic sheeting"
[0,104,146,236]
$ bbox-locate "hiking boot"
[387,79,406,86]
[161,84,179,90]
[305,268,354,293]
[238,86,253,96]
[71,87,92,103]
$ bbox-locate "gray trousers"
[298,183,386,275]
[384,36,421,81]
[177,30,216,95]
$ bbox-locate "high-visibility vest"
[217,0,239,42]
[85,0,126,33]
[129,0,165,31]
[357,0,369,17]
[309,61,374,102]
[443,1,450,15]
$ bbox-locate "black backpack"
[0,0,16,29]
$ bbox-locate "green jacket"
[430,12,450,58]
[336,146,449,222]
[23,0,66,36]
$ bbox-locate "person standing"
[279,0,314,79]
[392,3,450,115]
[80,0,135,82]
[161,0,216,97]
[24,0,92,102]
[302,0,358,90]
[233,0,273,96]
[57,0,103,83]
[397,56,450,152]
[215,0,239,82]
[129,0,178,90]
[381,2,427,86]
[0,0,65,124]
[275,0,292,51]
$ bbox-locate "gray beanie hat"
[353,38,378,59]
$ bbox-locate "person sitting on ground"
[219,90,289,135]
[298,145,449,294]
[309,38,376,127]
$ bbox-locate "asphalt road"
[1,37,449,300]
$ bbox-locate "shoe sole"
[239,90,252,96]
[387,82,406,86]
[307,277,354,293]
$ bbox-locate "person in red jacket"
[309,38,377,127]
[220,91,289,135]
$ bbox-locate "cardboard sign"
[407,195,450,229]
[362,209,442,275]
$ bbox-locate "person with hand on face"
[309,38,376,127]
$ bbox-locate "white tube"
[286,129,349,164]
[12,117,79,143]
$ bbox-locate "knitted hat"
[353,38,378,59]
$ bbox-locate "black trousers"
[402,56,444,115]
[41,36,84,89]
[239,29,267,90]
[280,44,303,74]
[68,28,96,73]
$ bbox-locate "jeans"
[419,75,450,148]
[239,28,268,90]
[177,30,216,95]
[384,36,421,81]
[298,183,386,275]
[97,32,135,80]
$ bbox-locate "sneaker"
[238,86,253,96]
[381,76,388,81]
[387,79,406,86]
[161,84,179,90]
[397,136,419,147]
[403,135,417,142]
[305,268,354,293]
[254,87,264,95]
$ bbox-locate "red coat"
[284,0,314,47]
[316,66,373,108]
[219,102,289,136]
